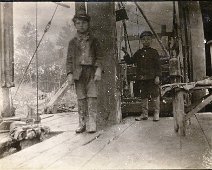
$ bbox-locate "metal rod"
[134,1,170,57]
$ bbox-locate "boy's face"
[141,35,152,47]
[74,18,89,34]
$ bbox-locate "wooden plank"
[48,122,133,169]
[83,117,209,169]
[186,94,212,120]
[45,80,69,108]
[17,132,102,169]
[2,121,132,169]
[0,113,78,168]
[0,131,77,169]
[0,116,210,169]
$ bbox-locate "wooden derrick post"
[87,2,122,127]
[0,2,14,117]
[179,2,206,102]
[171,2,205,136]
[188,2,206,102]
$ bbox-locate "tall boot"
[152,96,160,121]
[135,98,148,121]
[86,97,97,133]
[76,99,87,133]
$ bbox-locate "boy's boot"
[86,97,97,133]
[135,98,148,121]
[152,96,160,121]
[76,99,87,133]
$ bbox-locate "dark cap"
[72,9,90,23]
[140,31,153,39]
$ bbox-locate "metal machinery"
[116,3,175,117]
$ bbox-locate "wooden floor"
[0,112,211,169]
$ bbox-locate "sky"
[13,2,75,45]
[13,1,173,53]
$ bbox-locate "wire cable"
[36,2,39,121]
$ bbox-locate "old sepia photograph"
[0,1,211,169]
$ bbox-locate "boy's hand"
[94,67,102,81]
[155,76,160,85]
[67,74,74,85]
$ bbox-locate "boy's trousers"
[75,66,98,132]
[78,97,97,132]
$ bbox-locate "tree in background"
[15,22,36,83]
[14,21,63,92]
[56,21,75,51]
[55,21,76,86]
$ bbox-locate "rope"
[13,4,59,100]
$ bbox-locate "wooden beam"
[87,2,122,125]
[173,90,186,136]
[44,81,69,113]
[188,2,206,102]
[0,2,14,117]
[186,94,212,120]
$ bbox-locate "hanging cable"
[13,4,59,99]
[36,2,39,122]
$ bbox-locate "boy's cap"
[140,31,153,39]
[73,9,90,22]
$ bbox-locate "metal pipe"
[134,2,170,57]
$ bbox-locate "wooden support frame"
[186,92,212,120]
[173,89,186,136]
[172,85,212,136]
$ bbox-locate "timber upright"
[66,9,103,133]
[0,3,14,118]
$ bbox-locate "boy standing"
[123,31,161,121]
[66,10,102,133]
